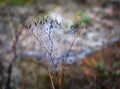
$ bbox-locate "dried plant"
[27,16,86,89]
[5,21,22,89]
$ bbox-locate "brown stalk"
[56,28,82,89]
[29,29,56,89]
[5,30,21,89]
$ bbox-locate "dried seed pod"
[50,24,53,29]
[28,24,31,29]
[50,20,53,24]
[46,16,49,18]
[55,19,58,24]
[35,22,37,26]
[39,20,42,24]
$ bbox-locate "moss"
[101,71,109,78]
[78,16,91,24]
[76,12,92,24]
[113,62,120,68]
[95,62,105,70]
[0,0,35,6]
[112,71,120,78]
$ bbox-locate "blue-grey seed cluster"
[28,16,61,32]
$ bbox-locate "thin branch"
[29,30,43,47]
[48,67,55,89]
[30,30,51,56]
[63,29,81,68]
[5,29,21,89]
[42,29,55,67]
[47,31,55,66]
[48,31,54,56]
[45,57,55,89]
[29,29,56,89]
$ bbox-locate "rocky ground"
[0,0,120,89]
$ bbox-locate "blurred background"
[0,0,120,89]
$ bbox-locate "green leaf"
[79,16,91,24]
